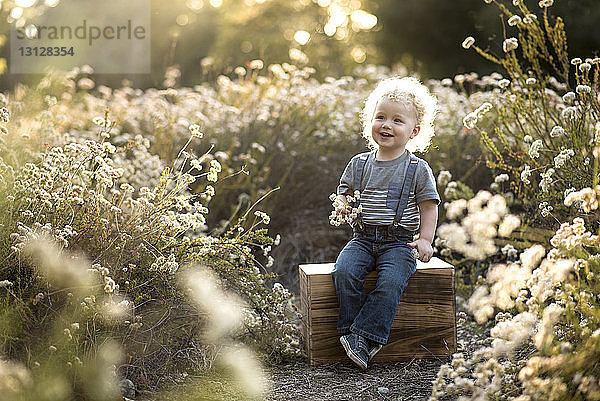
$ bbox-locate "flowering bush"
[4,62,491,289]
[429,2,600,401]
[0,238,270,401]
[460,0,600,228]
[0,96,301,395]
[431,216,600,401]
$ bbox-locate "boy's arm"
[407,200,438,262]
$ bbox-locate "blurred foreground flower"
[181,266,268,399]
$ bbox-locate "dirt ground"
[265,357,446,401]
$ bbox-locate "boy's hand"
[407,238,433,263]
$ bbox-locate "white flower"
[207,171,218,182]
[93,116,110,126]
[526,77,537,85]
[266,256,274,268]
[564,187,599,212]
[521,165,531,185]
[554,149,574,168]
[248,59,264,69]
[189,124,203,138]
[191,159,203,171]
[508,15,521,26]
[579,62,592,72]
[562,92,576,103]
[539,168,555,192]
[210,159,222,172]
[462,113,477,129]
[561,106,577,120]
[576,85,591,94]
[494,174,509,183]
[571,57,582,65]
[503,38,519,52]
[462,36,475,49]
[550,126,565,137]
[539,201,553,217]
[254,210,271,224]
[499,215,520,237]
[498,79,511,88]
[0,280,13,288]
[528,140,543,159]
[538,0,553,7]
[501,244,518,259]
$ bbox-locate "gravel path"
[265,357,446,401]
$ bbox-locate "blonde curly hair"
[360,76,438,153]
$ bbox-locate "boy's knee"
[375,271,411,293]
[332,263,360,283]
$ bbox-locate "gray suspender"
[353,152,370,196]
[353,152,419,226]
[393,155,419,225]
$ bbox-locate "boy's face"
[371,97,420,157]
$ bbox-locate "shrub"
[0,96,301,394]
[460,0,600,229]
[430,2,600,400]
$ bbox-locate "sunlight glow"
[15,0,36,7]
[350,10,377,30]
[351,46,366,63]
[25,24,38,38]
[45,0,60,6]
[10,7,24,19]
[185,0,204,11]
[293,30,310,45]
[328,5,347,26]
[209,0,222,7]
[176,14,190,26]
[324,23,336,36]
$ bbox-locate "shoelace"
[357,336,369,352]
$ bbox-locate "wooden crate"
[299,258,456,364]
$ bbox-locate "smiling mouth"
[379,132,394,138]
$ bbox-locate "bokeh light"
[293,30,310,45]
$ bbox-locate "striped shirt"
[360,188,420,228]
[337,150,440,232]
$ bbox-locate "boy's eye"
[394,118,402,123]
[375,115,384,120]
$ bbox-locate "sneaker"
[367,340,383,360]
[340,333,369,370]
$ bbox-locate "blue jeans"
[332,225,416,344]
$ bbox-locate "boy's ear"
[410,125,421,138]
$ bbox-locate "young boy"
[332,77,440,370]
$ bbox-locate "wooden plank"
[298,266,312,359]
[299,257,453,276]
